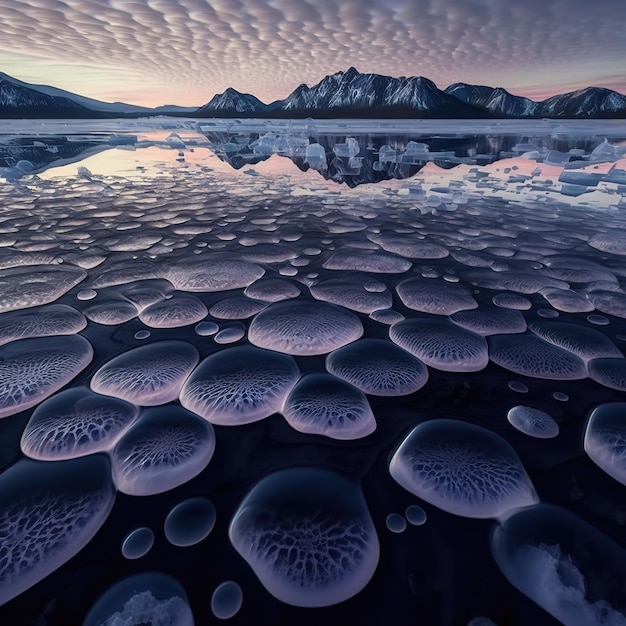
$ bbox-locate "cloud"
[0,0,625,106]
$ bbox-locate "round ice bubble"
[508,381,529,393]
[553,391,568,401]
[492,292,532,311]
[0,335,93,419]
[491,504,626,626]
[211,581,243,620]
[121,527,154,559]
[589,291,626,320]
[195,321,219,336]
[214,326,245,344]
[229,467,379,607]
[180,346,299,425]
[540,288,594,313]
[536,309,559,319]
[326,339,428,396]
[385,513,406,534]
[310,275,392,314]
[369,309,405,325]
[244,278,301,302]
[373,236,449,259]
[77,289,97,301]
[134,329,151,340]
[0,304,86,346]
[83,299,139,325]
[390,318,488,372]
[589,231,626,255]
[323,248,412,273]
[0,456,114,607]
[139,295,208,328]
[83,572,194,626]
[21,387,139,461]
[111,405,215,496]
[405,505,427,526]
[507,406,559,439]
[209,296,266,320]
[248,300,363,356]
[449,308,527,336]
[282,373,376,440]
[390,419,539,519]
[588,358,626,391]
[396,277,478,315]
[91,341,199,406]
[167,257,264,292]
[164,497,216,547]
[584,403,626,486]
[489,334,587,380]
[587,313,610,326]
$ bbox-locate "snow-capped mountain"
[444,83,540,117]
[196,87,279,115]
[539,87,626,118]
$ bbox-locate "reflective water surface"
[1,118,626,625]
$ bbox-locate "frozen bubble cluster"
[584,402,626,486]
[507,405,559,439]
[111,405,215,496]
[229,467,379,607]
[492,504,626,625]
[180,346,299,425]
[91,341,199,406]
[0,335,93,419]
[283,373,376,439]
[0,456,114,606]
[390,419,539,519]
[83,572,194,626]
[249,300,363,356]
[21,387,139,460]
[326,339,428,396]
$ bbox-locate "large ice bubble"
[389,419,538,519]
[326,339,428,396]
[310,275,392,314]
[244,278,301,302]
[584,402,626,486]
[0,335,93,419]
[139,294,208,328]
[491,504,626,625]
[91,341,199,406]
[588,358,626,391]
[83,572,194,626]
[0,456,114,607]
[450,308,527,336]
[209,296,267,320]
[248,300,363,356]
[396,277,478,315]
[166,258,265,292]
[323,248,411,273]
[21,387,139,460]
[283,373,376,440]
[229,467,379,607]
[180,346,299,425]
[111,405,215,496]
[390,318,488,372]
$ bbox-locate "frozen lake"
[1,118,626,626]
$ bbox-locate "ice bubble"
[139,295,208,328]
[467,619,497,626]
[508,380,529,393]
[588,358,626,391]
[244,278,301,302]
[211,581,243,620]
[489,334,587,380]
[326,339,428,396]
[77,289,97,301]
[491,504,626,626]
[0,456,114,607]
[21,387,139,460]
[385,513,407,534]
[405,505,427,526]
[310,275,391,314]
[390,419,538,519]
[584,402,626,486]
[180,346,299,425]
[372,236,449,259]
[120,278,175,312]
[164,497,216,547]
[229,467,379,607]
[83,572,194,626]
[529,321,623,362]
[553,391,569,401]
[195,321,219,336]
[323,248,412,273]
[83,299,138,325]
[507,406,559,439]
[0,304,86,346]
[167,258,265,292]
[214,326,246,344]
[587,313,610,326]
[249,300,363,356]
[111,405,215,496]
[91,341,199,406]
[396,277,478,315]
[589,291,626,319]
[369,309,405,325]
[450,308,527,336]
[589,232,626,256]
[209,296,266,320]
[390,318,488,372]
[0,265,86,313]
[0,335,93,419]
[540,289,594,313]
[283,373,376,440]
[492,293,532,311]
[121,527,154,560]
[537,308,559,319]
[134,329,151,340]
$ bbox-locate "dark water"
[0,119,626,626]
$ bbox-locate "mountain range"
[2,68,626,119]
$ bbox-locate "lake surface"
[1,118,626,626]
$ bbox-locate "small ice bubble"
[385,513,407,534]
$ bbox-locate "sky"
[1,0,625,108]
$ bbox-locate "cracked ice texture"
[229,467,379,607]
[0,456,114,607]
[390,419,539,519]
[111,405,215,496]
[91,341,199,406]
[180,346,299,425]
[0,335,93,419]
[21,387,139,461]
[248,300,363,356]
